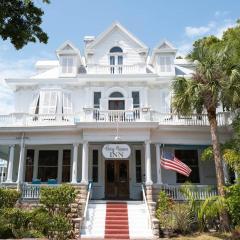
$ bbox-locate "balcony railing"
[87,64,146,74]
[0,110,234,127]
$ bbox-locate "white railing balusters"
[158,184,217,201]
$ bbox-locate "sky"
[0,0,239,114]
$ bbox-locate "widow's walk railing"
[0,110,234,127]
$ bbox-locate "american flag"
[160,151,192,177]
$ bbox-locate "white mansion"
[0,22,232,201]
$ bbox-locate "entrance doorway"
[105,160,129,200]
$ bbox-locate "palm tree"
[171,41,240,231]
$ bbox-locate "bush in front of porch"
[0,184,77,239]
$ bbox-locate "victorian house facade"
[0,22,232,202]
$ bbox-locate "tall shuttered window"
[135,149,142,183]
[25,149,34,182]
[132,91,140,108]
[62,56,74,73]
[92,149,99,182]
[94,92,101,109]
[175,149,200,183]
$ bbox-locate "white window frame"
[61,56,74,74]
[39,90,58,115]
[158,55,172,73]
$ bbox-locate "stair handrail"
[80,182,93,233]
[141,183,153,230]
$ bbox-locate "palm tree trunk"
[207,110,230,231]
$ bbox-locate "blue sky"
[0,0,239,113]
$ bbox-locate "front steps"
[81,201,153,240]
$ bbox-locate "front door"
[105,160,129,200]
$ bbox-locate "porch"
[0,140,219,202]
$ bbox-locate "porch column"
[81,141,88,184]
[71,143,79,184]
[17,143,25,183]
[6,145,15,183]
[155,144,162,184]
[145,140,152,185]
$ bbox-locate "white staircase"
[80,200,154,240]
[128,202,153,239]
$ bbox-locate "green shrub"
[47,214,72,240]
[170,203,194,233]
[1,208,33,238]
[40,184,76,216]
[226,183,240,226]
[0,188,20,208]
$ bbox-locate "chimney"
[84,36,95,47]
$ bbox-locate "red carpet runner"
[104,202,130,240]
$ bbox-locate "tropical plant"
[171,32,240,230]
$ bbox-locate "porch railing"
[0,110,234,127]
[159,184,218,201]
[21,183,59,200]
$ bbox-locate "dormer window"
[159,56,172,72]
[109,46,123,74]
[61,56,74,74]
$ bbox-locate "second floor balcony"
[0,109,234,128]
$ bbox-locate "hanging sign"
[102,144,131,159]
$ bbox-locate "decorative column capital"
[73,143,80,148]
[9,144,15,148]
[145,140,151,145]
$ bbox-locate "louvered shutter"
[39,91,58,115]
[125,98,133,110]
[29,92,39,114]
[62,92,73,114]
[100,98,108,110]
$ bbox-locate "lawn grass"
[162,232,233,239]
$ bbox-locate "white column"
[145,140,152,185]
[81,141,88,184]
[17,143,25,183]
[156,144,162,184]
[6,145,15,183]
[71,143,79,184]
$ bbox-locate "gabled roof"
[149,40,177,64]
[86,21,148,53]
[56,41,83,65]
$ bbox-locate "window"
[132,91,140,108]
[62,56,74,73]
[135,149,142,183]
[62,150,71,182]
[109,46,123,74]
[92,149,99,182]
[109,92,124,98]
[175,149,200,183]
[25,149,34,182]
[38,150,58,182]
[159,56,172,72]
[94,92,101,108]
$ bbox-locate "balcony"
[87,64,146,74]
[0,109,234,128]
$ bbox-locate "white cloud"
[0,57,35,114]
[215,11,229,17]
[216,22,235,38]
[185,22,215,37]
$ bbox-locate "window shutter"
[62,92,73,114]
[39,91,58,115]
[100,98,108,110]
[29,92,39,114]
[125,98,133,110]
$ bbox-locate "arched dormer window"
[109,46,123,74]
